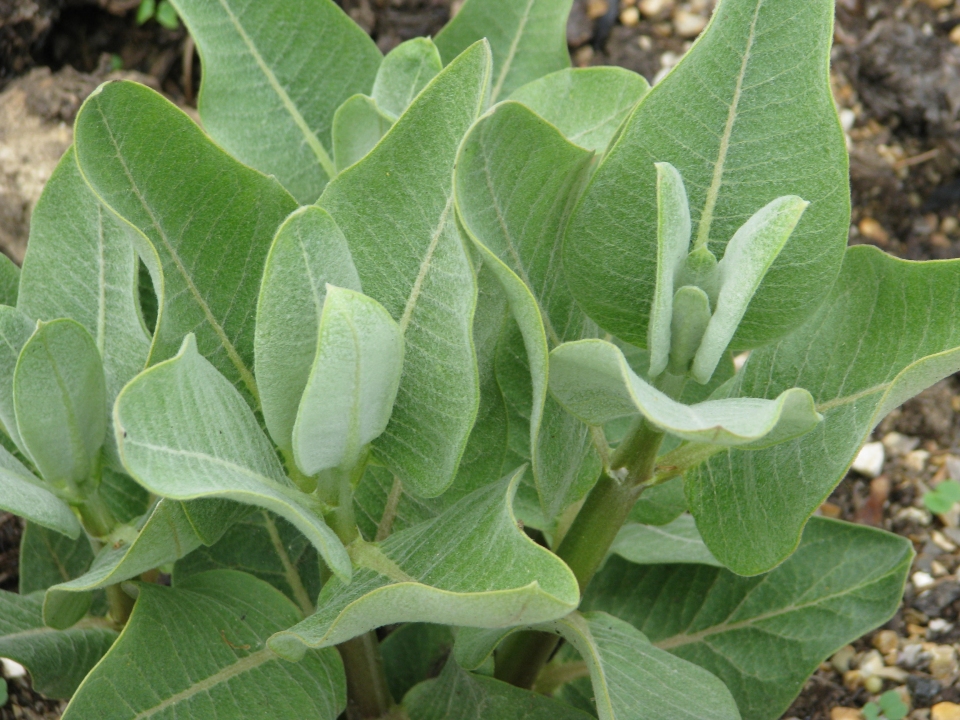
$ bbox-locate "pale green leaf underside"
[114,335,351,581]
[62,571,346,720]
[318,41,492,497]
[564,0,848,350]
[0,254,18,306]
[332,95,395,174]
[404,659,594,720]
[0,305,34,454]
[549,339,820,447]
[14,318,106,488]
[543,611,741,720]
[0,444,81,538]
[19,522,95,595]
[74,80,298,406]
[509,67,649,152]
[268,470,579,660]
[255,205,361,455]
[293,285,404,475]
[435,0,573,101]
[687,245,960,575]
[169,0,382,203]
[0,591,116,699]
[584,517,912,720]
[611,515,720,566]
[373,37,443,119]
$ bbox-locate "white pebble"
[673,9,707,37]
[930,618,954,634]
[1,658,25,678]
[913,571,936,590]
[852,441,885,478]
[904,449,931,472]
[839,108,856,132]
[946,455,960,481]
[882,431,920,458]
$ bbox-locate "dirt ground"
[2,1,960,718]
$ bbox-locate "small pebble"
[928,618,953,635]
[908,674,942,707]
[950,24,960,45]
[620,6,640,25]
[865,674,884,693]
[830,709,861,720]
[832,645,857,673]
[839,108,856,132]
[931,530,957,552]
[905,450,931,472]
[586,0,611,19]
[895,506,932,526]
[883,432,921,458]
[900,643,928,669]
[637,34,653,50]
[946,456,960,481]
[874,630,900,655]
[932,702,960,720]
[913,572,935,590]
[929,645,958,683]
[859,217,890,245]
[853,441,885,478]
[0,659,25,679]
[673,8,707,37]
[638,0,671,16]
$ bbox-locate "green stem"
[494,419,665,689]
[76,489,117,539]
[105,584,135,626]
[338,632,395,719]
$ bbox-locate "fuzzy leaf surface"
[114,335,351,581]
[168,0,381,203]
[583,517,913,720]
[268,470,579,660]
[331,95,395,173]
[0,444,80,538]
[373,38,443,119]
[0,305,38,455]
[509,67,649,152]
[0,591,116,699]
[74,81,298,405]
[688,245,960,574]
[435,0,572,101]
[19,522,95,594]
[611,515,720,566]
[564,0,848,349]
[0,254,17,306]
[318,42,491,497]
[62,570,346,720]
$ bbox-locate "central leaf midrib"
[215,0,336,180]
[398,196,454,334]
[490,0,537,101]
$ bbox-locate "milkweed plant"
[0,0,945,718]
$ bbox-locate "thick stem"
[494,419,665,689]
[338,632,395,719]
[76,489,117,539]
[105,584,135,626]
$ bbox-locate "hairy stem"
[339,632,395,719]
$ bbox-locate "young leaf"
[0,591,116,699]
[74,81,299,406]
[331,95,395,173]
[540,612,741,720]
[648,162,692,378]
[0,304,37,454]
[564,0,848,349]
[434,0,573,102]
[292,286,403,476]
[0,253,18,306]
[19,522,95,594]
[318,41,492,497]
[549,339,821,447]
[98,467,151,524]
[610,515,720,567]
[373,38,444,119]
[168,0,382,203]
[14,319,106,490]
[404,659,595,720]
[629,476,686,526]
[583,517,912,720]
[455,100,600,519]
[267,469,580,661]
[114,335,351,581]
[61,571,346,720]
[174,511,321,616]
[354,465,444,541]
[509,67,649,152]
[691,196,808,384]
[381,623,455,702]
[0,444,81,538]
[687,245,960,574]
[255,206,361,455]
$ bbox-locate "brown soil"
[1,1,960,719]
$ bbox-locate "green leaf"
[0,305,37,454]
[318,41,491,497]
[628,476,686,526]
[0,444,81,538]
[62,570,346,720]
[564,0,848,349]
[267,469,579,661]
[688,245,960,574]
[255,206,361,456]
[332,94,395,173]
[540,611,741,720]
[381,623,454,701]
[455,99,600,519]
[404,659,594,719]
[583,517,912,720]
[509,67,649,152]
[14,319,106,490]
[373,38,444,119]
[74,80,298,406]
[19,521,95,594]
[155,0,178,28]
[549,339,820,447]
[0,591,117,699]
[925,480,960,514]
[435,0,572,102]
[20,147,150,468]
[611,515,720,566]
[136,0,155,24]
[114,334,351,581]
[168,0,382,203]
[354,464,444,541]
[174,510,321,615]
[293,286,403,475]
[0,253,18,306]
[98,467,151,524]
